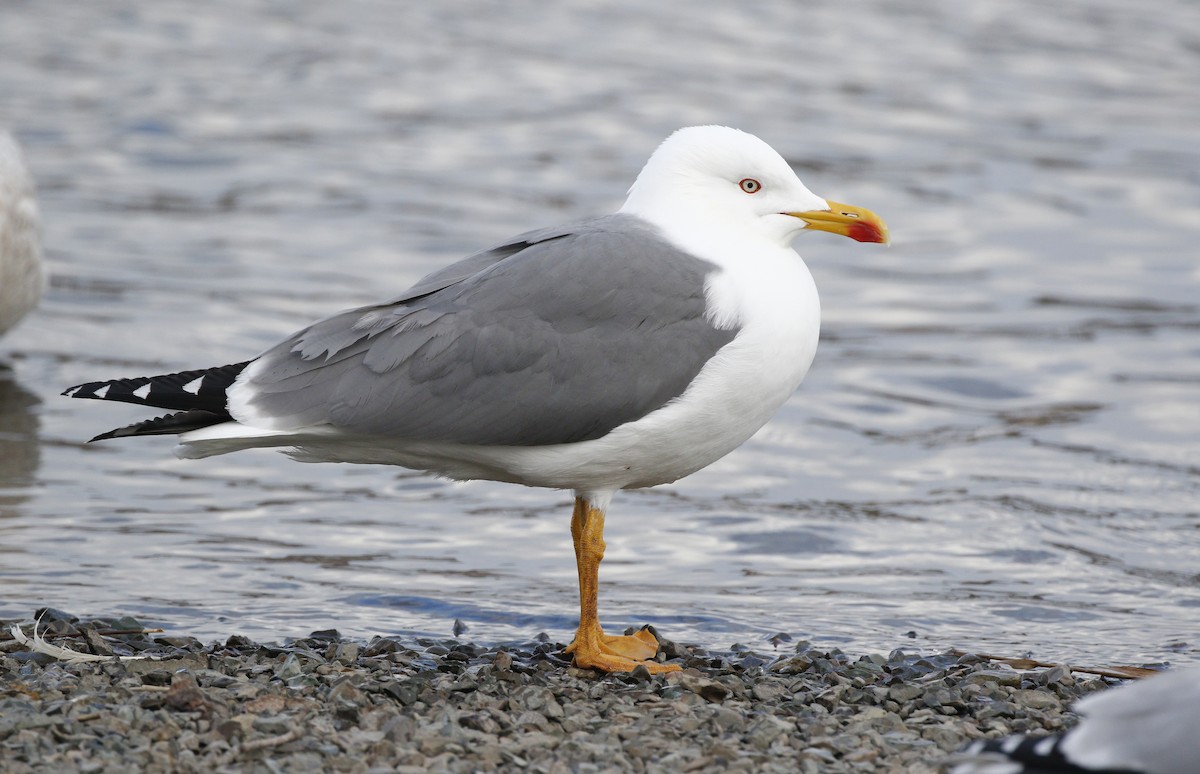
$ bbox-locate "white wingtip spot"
[94,384,110,399]
[63,386,81,397]
[182,376,204,394]
[1000,736,1022,754]
[1033,737,1057,757]
[132,383,151,400]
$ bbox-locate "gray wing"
[233,214,738,446]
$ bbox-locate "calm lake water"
[1,0,1197,667]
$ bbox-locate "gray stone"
[276,654,304,680]
[752,681,788,702]
[334,643,360,665]
[1011,688,1063,711]
[746,715,792,750]
[963,669,1022,687]
[887,683,922,703]
[253,714,295,735]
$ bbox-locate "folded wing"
[231,214,737,446]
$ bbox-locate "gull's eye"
[739,178,762,194]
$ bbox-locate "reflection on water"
[0,0,1197,665]
[0,367,40,509]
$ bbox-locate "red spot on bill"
[847,219,888,243]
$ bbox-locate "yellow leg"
[563,496,681,674]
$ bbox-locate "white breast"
[531,239,821,492]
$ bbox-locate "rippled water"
[1,0,1197,666]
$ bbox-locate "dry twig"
[951,649,1161,680]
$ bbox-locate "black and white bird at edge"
[949,665,1200,774]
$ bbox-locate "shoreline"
[0,611,1126,773]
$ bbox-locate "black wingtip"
[87,409,230,442]
[61,361,251,413]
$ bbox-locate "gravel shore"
[1,610,1121,773]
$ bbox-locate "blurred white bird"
[950,666,1200,774]
[0,130,44,339]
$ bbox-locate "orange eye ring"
[739,178,762,194]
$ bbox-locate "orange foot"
[565,626,682,674]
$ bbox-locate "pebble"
[0,611,1119,773]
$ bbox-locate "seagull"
[0,130,44,340]
[950,666,1200,774]
[64,126,888,673]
